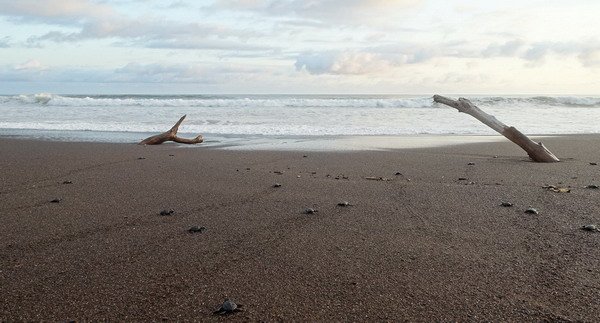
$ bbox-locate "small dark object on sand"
[581,224,599,232]
[500,202,513,207]
[188,226,206,233]
[137,157,146,160]
[159,209,175,216]
[303,155,308,158]
[50,198,61,203]
[62,180,73,184]
[525,208,539,215]
[590,162,598,166]
[585,184,599,189]
[214,299,243,315]
[273,183,282,188]
[365,176,392,181]
[394,172,402,175]
[304,208,318,214]
[467,162,475,165]
[169,154,175,157]
[458,177,468,181]
[337,201,352,207]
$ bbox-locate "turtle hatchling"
[581,224,600,232]
[304,208,318,214]
[188,226,206,233]
[159,209,175,216]
[214,299,243,315]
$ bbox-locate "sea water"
[0,94,599,150]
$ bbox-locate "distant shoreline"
[0,128,568,151]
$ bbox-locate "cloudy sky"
[0,0,599,94]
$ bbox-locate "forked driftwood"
[433,95,559,162]
[139,115,203,145]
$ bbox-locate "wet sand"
[1,136,599,321]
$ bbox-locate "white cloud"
[295,51,391,75]
[14,59,46,71]
[212,0,423,24]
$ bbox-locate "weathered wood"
[433,95,559,162]
[139,115,203,145]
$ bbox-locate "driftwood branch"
[433,95,559,162]
[139,115,203,145]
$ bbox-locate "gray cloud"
[0,36,10,48]
[579,49,600,67]
[0,0,115,25]
[0,0,268,52]
[295,38,600,75]
[482,40,526,57]
[520,41,600,65]
[0,61,268,84]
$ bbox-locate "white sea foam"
[1,94,599,140]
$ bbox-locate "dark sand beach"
[1,136,599,321]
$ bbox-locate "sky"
[0,0,599,95]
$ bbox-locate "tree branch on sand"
[138,115,204,145]
[433,95,559,163]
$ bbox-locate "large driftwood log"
[433,95,559,162]
[139,115,203,145]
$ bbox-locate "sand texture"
[1,136,600,321]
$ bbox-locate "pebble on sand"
[524,208,539,215]
[304,208,318,214]
[50,198,62,203]
[273,183,282,188]
[337,201,351,207]
[585,184,599,189]
[543,185,571,193]
[500,202,513,207]
[62,180,73,184]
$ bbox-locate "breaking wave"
[1,93,600,137]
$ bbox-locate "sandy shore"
[1,135,599,321]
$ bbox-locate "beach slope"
[1,136,599,321]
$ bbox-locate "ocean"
[1,93,599,149]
